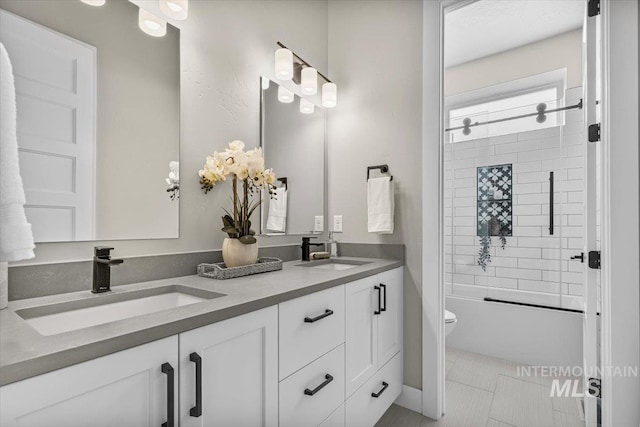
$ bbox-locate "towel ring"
[277,177,288,190]
[367,165,393,181]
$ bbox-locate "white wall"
[445,87,586,311]
[328,0,424,390]
[446,296,583,368]
[10,0,328,265]
[445,30,583,96]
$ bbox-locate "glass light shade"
[139,9,167,37]
[275,48,293,81]
[322,82,337,108]
[301,67,318,95]
[159,0,188,20]
[261,76,270,90]
[80,0,106,5]
[278,86,294,103]
[300,98,314,114]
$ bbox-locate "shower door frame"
[425,0,622,424]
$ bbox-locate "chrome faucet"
[92,246,124,293]
[301,237,325,261]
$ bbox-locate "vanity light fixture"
[139,9,167,37]
[261,76,270,90]
[322,82,337,108]
[301,67,318,95]
[300,98,314,114]
[275,48,294,80]
[159,0,188,21]
[275,41,336,108]
[80,0,106,5]
[278,86,294,103]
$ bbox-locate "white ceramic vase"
[222,237,258,268]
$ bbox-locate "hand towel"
[266,187,287,233]
[367,177,394,234]
[0,42,35,263]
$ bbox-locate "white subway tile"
[514,226,542,237]
[518,258,561,270]
[513,183,542,194]
[517,127,560,141]
[452,273,476,285]
[495,267,542,280]
[566,167,584,180]
[454,206,476,216]
[518,237,561,248]
[453,197,475,207]
[455,187,476,198]
[517,215,549,226]
[518,279,560,293]
[513,204,542,215]
[542,270,560,282]
[453,216,475,226]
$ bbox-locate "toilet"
[445,310,457,336]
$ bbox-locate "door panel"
[377,267,403,368]
[179,306,278,427]
[345,276,378,398]
[0,336,178,427]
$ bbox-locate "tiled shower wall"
[444,87,585,309]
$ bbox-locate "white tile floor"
[375,348,584,427]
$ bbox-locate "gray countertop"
[0,257,402,386]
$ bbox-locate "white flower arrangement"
[165,161,179,200]
[199,140,276,244]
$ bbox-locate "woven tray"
[197,257,283,280]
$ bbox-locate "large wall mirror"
[260,77,326,236]
[0,0,180,242]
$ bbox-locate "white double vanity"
[0,262,403,427]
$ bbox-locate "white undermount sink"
[16,285,225,336]
[296,259,372,271]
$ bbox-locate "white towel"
[0,43,35,263]
[368,177,394,234]
[266,187,287,233]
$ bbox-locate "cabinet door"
[345,275,378,398]
[179,306,278,427]
[0,336,178,427]
[377,267,403,368]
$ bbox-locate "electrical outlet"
[314,216,324,232]
[333,215,343,232]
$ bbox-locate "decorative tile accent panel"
[477,164,513,237]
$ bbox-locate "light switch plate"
[333,215,343,232]
[314,216,324,232]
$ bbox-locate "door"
[582,1,602,425]
[179,306,278,427]
[0,336,178,427]
[345,275,379,398]
[377,267,403,368]
[0,10,95,242]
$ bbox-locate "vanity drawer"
[345,351,402,427]
[279,344,345,427]
[319,404,345,427]
[279,285,345,380]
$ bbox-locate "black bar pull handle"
[161,363,175,427]
[380,284,387,312]
[374,286,381,315]
[571,253,585,263]
[304,374,334,396]
[304,309,334,323]
[189,352,202,417]
[371,381,389,398]
[549,171,554,235]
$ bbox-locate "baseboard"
[394,385,422,413]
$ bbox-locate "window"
[445,70,566,143]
